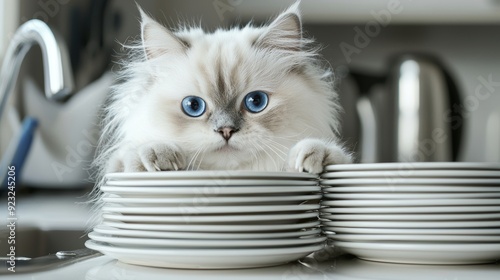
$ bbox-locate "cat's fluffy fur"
[94,2,352,180]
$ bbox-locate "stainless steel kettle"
[342,54,463,163]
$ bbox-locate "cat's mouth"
[214,143,239,152]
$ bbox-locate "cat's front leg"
[287,139,353,174]
[108,142,186,172]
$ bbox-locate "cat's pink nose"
[217,126,238,141]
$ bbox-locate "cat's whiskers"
[245,140,261,169]
[297,121,322,138]
[260,144,286,167]
[262,137,291,153]
[260,140,287,161]
[185,153,197,170]
[252,140,279,171]
[250,141,270,169]
[269,128,310,141]
[195,146,209,170]
[186,146,203,170]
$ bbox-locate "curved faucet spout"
[0,19,74,119]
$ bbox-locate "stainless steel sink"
[0,226,87,258]
[0,226,100,274]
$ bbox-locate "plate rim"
[325,233,500,242]
[323,220,500,228]
[324,162,500,171]
[332,240,500,251]
[102,194,322,204]
[102,203,320,214]
[102,211,319,223]
[321,170,500,179]
[107,179,318,186]
[323,192,500,199]
[92,225,322,239]
[321,178,500,185]
[322,186,500,193]
[85,240,325,256]
[320,212,500,221]
[320,206,500,213]
[102,220,321,231]
[321,198,500,207]
[106,170,318,180]
[88,231,326,247]
[100,185,321,195]
[325,226,500,235]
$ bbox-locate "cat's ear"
[138,6,187,60]
[255,1,302,51]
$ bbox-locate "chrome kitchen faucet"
[0,19,74,119]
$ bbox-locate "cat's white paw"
[287,139,352,173]
[113,143,186,172]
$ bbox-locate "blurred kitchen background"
[1,0,500,191]
[0,0,499,261]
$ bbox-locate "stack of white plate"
[86,171,325,269]
[320,162,500,265]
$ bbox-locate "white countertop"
[5,253,500,280]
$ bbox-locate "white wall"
[0,0,19,60]
[232,0,500,24]
[0,1,5,58]
[0,0,20,157]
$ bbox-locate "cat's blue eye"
[181,96,206,117]
[244,91,268,113]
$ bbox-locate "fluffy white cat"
[94,2,352,178]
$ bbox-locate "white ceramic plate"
[107,179,318,186]
[332,241,500,264]
[102,204,319,214]
[321,170,500,179]
[321,178,500,186]
[320,212,500,221]
[323,220,500,228]
[324,162,500,171]
[322,186,500,193]
[85,240,324,269]
[103,212,318,223]
[323,192,500,200]
[106,170,318,180]
[321,199,500,207]
[325,233,500,242]
[102,220,320,232]
[100,185,321,196]
[326,227,500,235]
[102,194,321,205]
[321,206,500,214]
[93,225,322,239]
[88,232,326,248]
